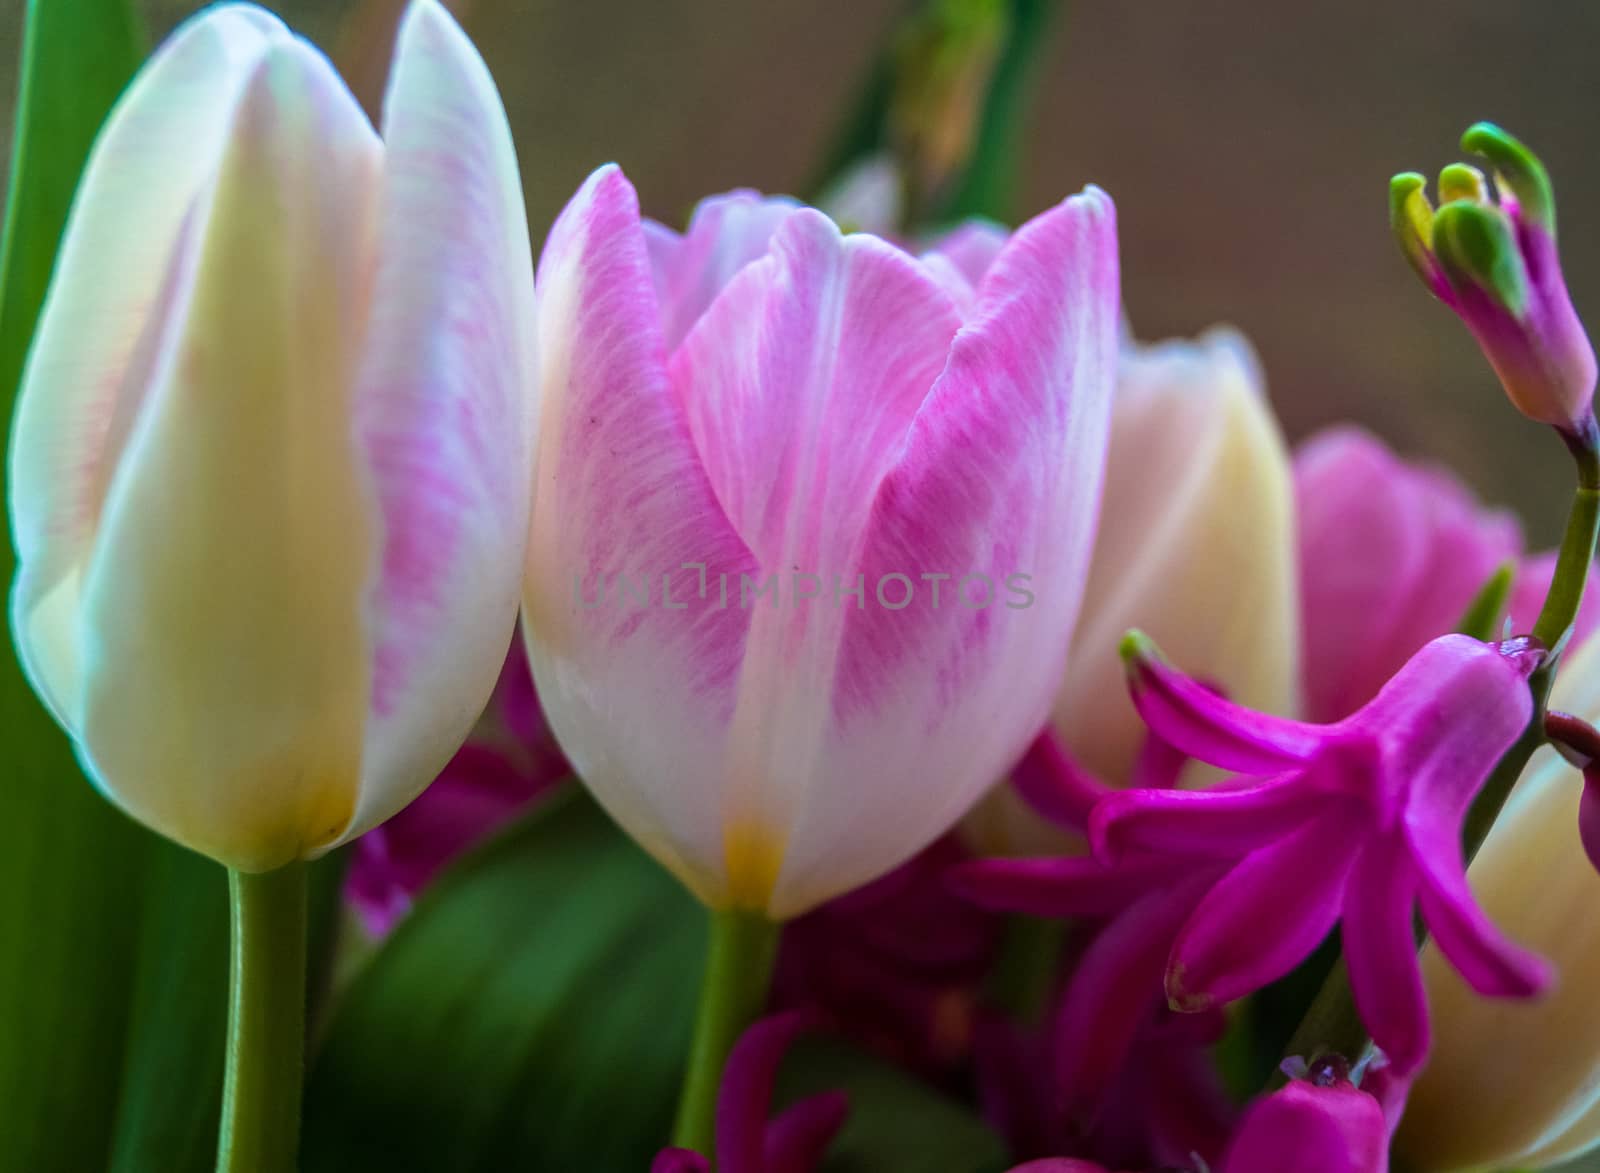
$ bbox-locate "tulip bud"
[8,1,535,871]
[966,328,1298,854]
[1391,123,1597,441]
[1398,631,1600,1169]
[524,172,1118,918]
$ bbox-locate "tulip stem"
[216,863,308,1173]
[671,907,781,1161]
[1275,419,1600,1088]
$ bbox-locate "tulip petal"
[923,219,1008,286]
[769,189,1119,917]
[77,40,384,871]
[1341,834,1429,1075]
[1166,813,1360,1011]
[669,208,964,911]
[342,0,537,841]
[523,164,757,904]
[8,3,288,724]
[644,189,799,352]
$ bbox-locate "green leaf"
[778,1039,1011,1173]
[0,1,165,1169]
[302,789,708,1172]
[304,790,1009,1171]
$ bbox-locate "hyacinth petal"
[522,164,756,904]
[1382,635,1537,823]
[1222,1081,1388,1173]
[76,41,383,871]
[716,1011,822,1173]
[668,208,964,912]
[950,854,1196,920]
[1341,835,1429,1076]
[645,189,799,352]
[340,0,536,842]
[763,1091,849,1173]
[1054,880,1211,1125]
[1090,775,1327,862]
[1123,639,1323,774]
[1167,813,1360,1011]
[1414,855,1552,999]
[1009,728,1109,830]
[650,1151,710,1173]
[8,3,288,726]
[770,189,1119,916]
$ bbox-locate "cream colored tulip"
[1399,631,1600,1170]
[966,328,1299,853]
[8,1,535,872]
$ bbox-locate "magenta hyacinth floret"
[1091,631,1552,1076]
[1392,123,1596,436]
[651,1011,847,1173]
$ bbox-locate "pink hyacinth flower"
[1219,1063,1389,1173]
[524,171,1118,918]
[1092,632,1553,1077]
[953,730,1232,1165]
[651,1012,847,1173]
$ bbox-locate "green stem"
[1275,417,1600,1086]
[216,863,308,1173]
[671,907,781,1162]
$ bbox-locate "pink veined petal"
[1010,728,1110,830]
[668,207,965,914]
[77,38,384,871]
[344,0,537,843]
[922,218,1009,286]
[1167,812,1362,1012]
[650,1150,711,1173]
[1089,775,1329,863]
[8,3,288,727]
[1340,834,1429,1077]
[763,1091,849,1173]
[1053,878,1213,1127]
[1221,1081,1389,1173]
[949,854,1198,920]
[522,164,756,906]
[645,189,800,352]
[770,188,1119,918]
[717,1011,824,1173]
[1124,646,1323,774]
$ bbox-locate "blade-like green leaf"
[0,1,154,1169]
[302,789,707,1172]
[304,790,1009,1171]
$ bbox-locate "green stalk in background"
[806,0,1062,232]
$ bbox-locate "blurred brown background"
[1,0,1597,548]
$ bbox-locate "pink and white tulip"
[7,0,535,871]
[523,172,1118,918]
